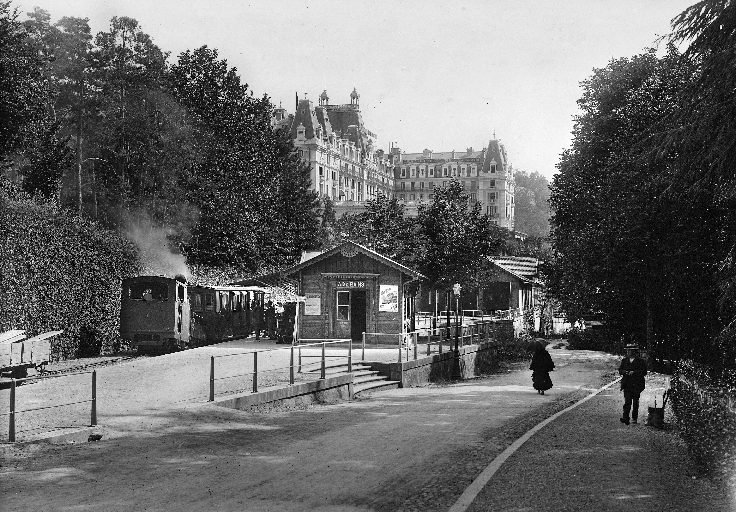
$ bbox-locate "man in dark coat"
[619,343,648,425]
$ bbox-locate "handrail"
[2,370,97,442]
[208,339,352,401]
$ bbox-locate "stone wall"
[368,341,502,387]
[215,374,353,412]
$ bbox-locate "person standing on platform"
[619,343,648,425]
[253,299,263,341]
[530,341,555,395]
[265,301,276,340]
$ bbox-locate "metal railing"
[1,371,97,442]
[397,319,498,362]
[208,339,352,401]
[208,318,503,400]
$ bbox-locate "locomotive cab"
[120,276,191,354]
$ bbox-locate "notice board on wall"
[304,293,321,315]
[379,285,398,312]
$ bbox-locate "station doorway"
[350,290,367,341]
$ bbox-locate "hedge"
[669,360,736,478]
[0,189,141,360]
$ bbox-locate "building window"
[443,181,448,187]
[429,182,435,188]
[490,180,496,188]
[401,182,406,190]
[410,194,415,200]
[429,168,434,177]
[400,194,405,200]
[491,164,497,173]
[419,168,425,177]
[419,194,424,200]
[443,168,448,177]
[470,193,477,202]
[420,182,425,189]
[337,291,350,320]
[429,194,434,200]
[401,168,406,178]
[319,166,323,176]
[411,182,415,190]
[410,168,416,177]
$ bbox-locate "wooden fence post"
[253,351,258,393]
[209,356,215,402]
[290,346,295,385]
[348,338,352,373]
[90,370,97,426]
[9,378,15,442]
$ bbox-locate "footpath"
[454,373,732,512]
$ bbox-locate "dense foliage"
[327,181,508,293]
[3,4,320,277]
[0,181,141,358]
[513,170,550,238]
[669,360,736,477]
[548,37,734,365]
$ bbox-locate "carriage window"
[205,294,214,311]
[129,281,169,301]
[337,291,350,320]
[220,292,229,311]
[191,293,203,311]
[177,284,185,302]
[232,293,240,311]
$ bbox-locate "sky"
[18,0,696,181]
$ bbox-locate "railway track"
[6,355,145,385]
[41,356,142,376]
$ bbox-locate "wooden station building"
[283,241,425,341]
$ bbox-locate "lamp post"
[452,283,462,380]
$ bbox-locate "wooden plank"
[31,339,51,364]
[0,343,10,368]
[24,330,63,343]
[10,342,24,365]
[0,330,26,344]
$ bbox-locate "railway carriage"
[120,275,266,354]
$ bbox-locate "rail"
[208,339,351,401]
[208,318,503,400]
[394,319,498,362]
[1,370,97,442]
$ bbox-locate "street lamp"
[452,283,462,380]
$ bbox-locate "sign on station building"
[283,241,425,341]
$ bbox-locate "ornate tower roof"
[319,89,329,106]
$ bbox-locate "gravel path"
[461,373,732,512]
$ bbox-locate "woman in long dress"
[530,342,555,394]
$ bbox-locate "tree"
[513,170,550,238]
[0,3,70,199]
[171,46,319,274]
[415,180,506,289]
[88,16,173,223]
[547,46,721,360]
[335,194,419,262]
[669,1,736,364]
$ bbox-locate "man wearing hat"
[618,343,648,425]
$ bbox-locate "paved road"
[1,347,728,511]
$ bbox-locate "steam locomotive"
[120,275,266,354]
